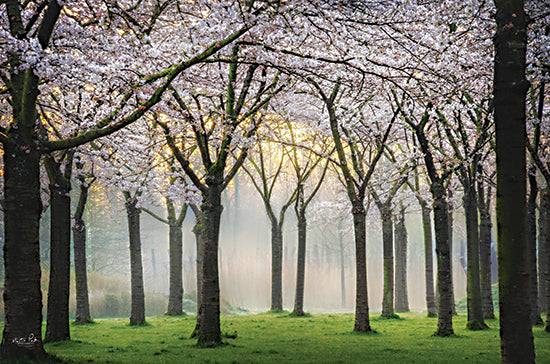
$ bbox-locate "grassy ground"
[2,312,549,363]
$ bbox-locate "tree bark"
[271,224,283,311]
[293,206,307,316]
[395,206,409,313]
[125,196,146,325]
[379,203,395,317]
[197,183,223,346]
[542,188,550,331]
[431,181,454,336]
[478,181,495,319]
[339,228,346,309]
[527,170,542,325]
[447,196,457,316]
[463,184,487,329]
[167,222,184,315]
[45,180,72,341]
[190,208,203,339]
[494,0,535,361]
[420,201,438,317]
[352,201,371,332]
[0,135,47,359]
[73,182,92,324]
[540,188,548,316]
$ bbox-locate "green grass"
[1,312,549,363]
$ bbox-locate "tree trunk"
[395,207,409,313]
[478,182,495,319]
[352,201,371,332]
[542,188,550,331]
[45,181,72,341]
[190,211,203,339]
[293,209,307,316]
[447,197,456,316]
[167,223,184,315]
[493,0,535,360]
[197,184,223,346]
[463,184,487,330]
[380,204,395,317]
[125,197,146,325]
[527,170,542,325]
[73,210,91,323]
[0,137,47,359]
[431,181,454,336]
[420,201,438,317]
[271,223,283,311]
[339,228,346,309]
[540,188,548,316]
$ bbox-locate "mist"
[36,170,476,319]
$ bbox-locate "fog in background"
[25,171,476,318]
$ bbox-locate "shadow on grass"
[286,311,312,318]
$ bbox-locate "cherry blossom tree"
[493,0,535,361]
[243,128,297,312]
[159,45,284,345]
[0,0,260,358]
[285,121,332,317]
[310,78,398,332]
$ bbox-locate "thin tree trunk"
[0,136,47,359]
[527,170,542,325]
[463,184,487,329]
[271,223,283,311]
[431,181,454,336]
[197,184,223,346]
[353,201,371,332]
[395,206,409,313]
[380,204,395,317]
[167,223,184,315]
[339,228,346,309]
[293,208,307,316]
[73,215,91,323]
[494,0,535,360]
[447,197,456,316]
[478,181,495,319]
[125,196,146,325]
[190,209,203,339]
[421,202,438,317]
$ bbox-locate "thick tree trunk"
[493,0,535,361]
[463,185,487,330]
[395,207,409,313]
[45,181,72,341]
[0,137,47,359]
[271,224,283,311]
[167,223,184,315]
[125,197,146,325]
[478,183,495,319]
[293,209,307,316]
[540,188,548,316]
[431,181,454,336]
[352,201,371,332]
[527,171,542,325]
[380,204,394,317]
[420,202,438,317]
[197,184,223,346]
[542,189,550,331]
